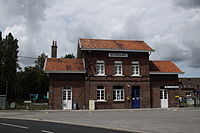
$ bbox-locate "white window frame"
[131,61,140,76]
[96,60,105,76]
[97,86,105,101]
[113,86,124,101]
[114,61,123,76]
[185,92,192,97]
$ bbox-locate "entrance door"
[62,89,72,110]
[160,89,168,108]
[132,86,140,108]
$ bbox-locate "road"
[0,118,132,133]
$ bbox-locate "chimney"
[51,40,57,58]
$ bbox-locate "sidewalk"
[0,108,200,133]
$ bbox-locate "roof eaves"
[150,72,185,75]
[81,48,154,52]
[44,70,86,74]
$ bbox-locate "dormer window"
[114,61,123,76]
[132,61,140,76]
[96,60,105,75]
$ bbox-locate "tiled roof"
[79,38,154,52]
[44,58,85,73]
[149,61,183,74]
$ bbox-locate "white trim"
[132,61,140,76]
[113,74,124,76]
[43,58,48,71]
[114,61,122,63]
[150,72,184,75]
[81,48,154,52]
[130,75,142,77]
[96,86,105,101]
[82,59,86,71]
[113,100,125,102]
[96,60,105,75]
[44,70,86,73]
[94,74,107,77]
[96,100,107,102]
[164,86,179,89]
[97,60,105,63]
[78,39,82,48]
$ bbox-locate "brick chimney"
[51,40,57,58]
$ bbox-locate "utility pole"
[6,80,8,97]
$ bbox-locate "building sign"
[108,53,128,57]
[164,86,179,89]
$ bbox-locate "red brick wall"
[83,51,150,77]
[49,73,85,109]
[81,51,151,109]
[150,75,179,108]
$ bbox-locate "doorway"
[160,89,168,108]
[62,87,72,110]
[132,86,140,108]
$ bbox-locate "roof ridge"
[150,60,172,62]
[79,38,145,42]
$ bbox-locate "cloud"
[0,0,48,66]
[0,0,200,76]
[173,0,200,9]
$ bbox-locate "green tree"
[62,53,75,59]
[35,52,47,71]
[17,53,49,101]
[0,32,19,101]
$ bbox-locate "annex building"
[44,39,184,110]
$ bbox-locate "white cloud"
[0,0,200,76]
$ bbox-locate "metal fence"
[180,97,200,107]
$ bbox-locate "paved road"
[0,108,200,133]
[0,118,132,133]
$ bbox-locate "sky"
[0,0,200,77]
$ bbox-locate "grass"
[8,103,48,110]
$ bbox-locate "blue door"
[132,87,140,108]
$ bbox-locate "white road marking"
[1,122,28,129]
[41,129,54,133]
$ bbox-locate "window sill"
[130,75,142,77]
[94,75,107,77]
[113,100,125,102]
[96,100,107,102]
[113,75,124,77]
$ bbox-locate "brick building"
[44,39,184,110]
[179,78,200,105]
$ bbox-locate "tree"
[62,53,75,59]
[35,52,47,71]
[17,53,49,101]
[0,32,19,101]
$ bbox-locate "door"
[62,89,72,110]
[132,86,140,108]
[160,89,168,108]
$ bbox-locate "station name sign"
[108,53,128,57]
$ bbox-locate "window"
[132,61,140,76]
[113,86,124,101]
[97,86,105,101]
[114,61,123,75]
[96,61,105,75]
[185,92,192,97]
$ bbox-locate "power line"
[18,56,37,59]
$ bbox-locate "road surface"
[0,118,132,133]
